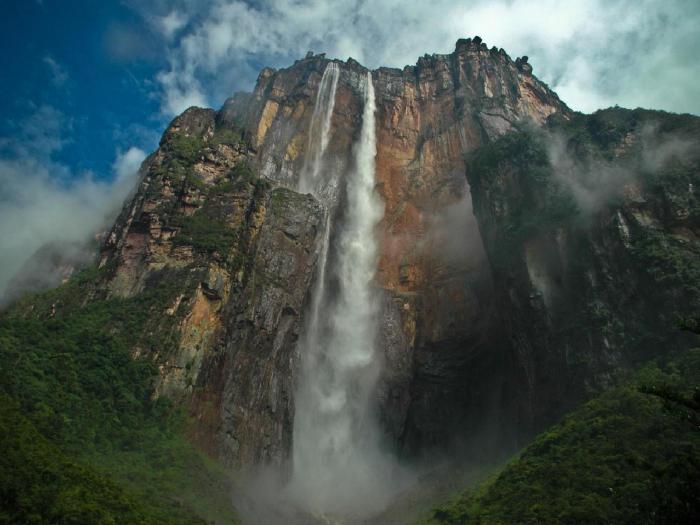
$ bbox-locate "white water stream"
[289,66,397,517]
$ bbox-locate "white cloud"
[0,106,143,299]
[130,0,700,117]
[113,146,147,182]
[43,55,69,87]
[156,10,188,40]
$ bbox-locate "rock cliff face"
[466,108,700,443]
[95,38,700,469]
[222,37,570,456]
[99,108,323,467]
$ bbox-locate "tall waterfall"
[289,69,395,517]
[298,62,339,197]
[296,62,340,341]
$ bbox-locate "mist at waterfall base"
[234,64,416,523]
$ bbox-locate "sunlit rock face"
[98,107,324,468]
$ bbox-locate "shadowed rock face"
[466,109,700,444]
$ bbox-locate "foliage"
[211,127,242,147]
[229,160,256,184]
[169,133,204,164]
[172,211,237,255]
[0,397,207,525]
[209,160,268,196]
[425,350,700,525]
[631,228,700,300]
[466,131,580,243]
[269,186,300,212]
[0,270,238,524]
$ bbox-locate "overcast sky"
[1,0,699,294]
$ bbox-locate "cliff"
[219,37,571,458]
[9,38,700,476]
[85,37,573,468]
[98,107,323,468]
[466,108,700,442]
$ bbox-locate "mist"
[547,122,699,215]
[0,141,144,304]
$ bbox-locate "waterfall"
[289,70,396,518]
[296,62,340,358]
[298,62,339,197]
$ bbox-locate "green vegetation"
[425,350,700,525]
[0,268,238,524]
[169,134,204,164]
[229,160,256,185]
[211,127,242,147]
[631,228,700,300]
[172,212,237,255]
[550,107,700,160]
[466,131,580,243]
[269,186,301,212]
[209,159,268,194]
[163,132,209,191]
[0,397,206,525]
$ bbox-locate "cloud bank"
[0,104,144,300]
[130,0,700,117]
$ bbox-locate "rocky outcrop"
[99,107,323,467]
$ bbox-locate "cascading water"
[288,68,400,518]
[297,62,340,339]
[298,62,340,198]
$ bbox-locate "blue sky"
[3,0,699,182]
[1,0,699,294]
[0,0,163,177]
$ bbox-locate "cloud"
[127,0,700,117]
[547,122,699,215]
[0,106,143,302]
[155,10,188,41]
[113,146,147,181]
[43,56,69,87]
